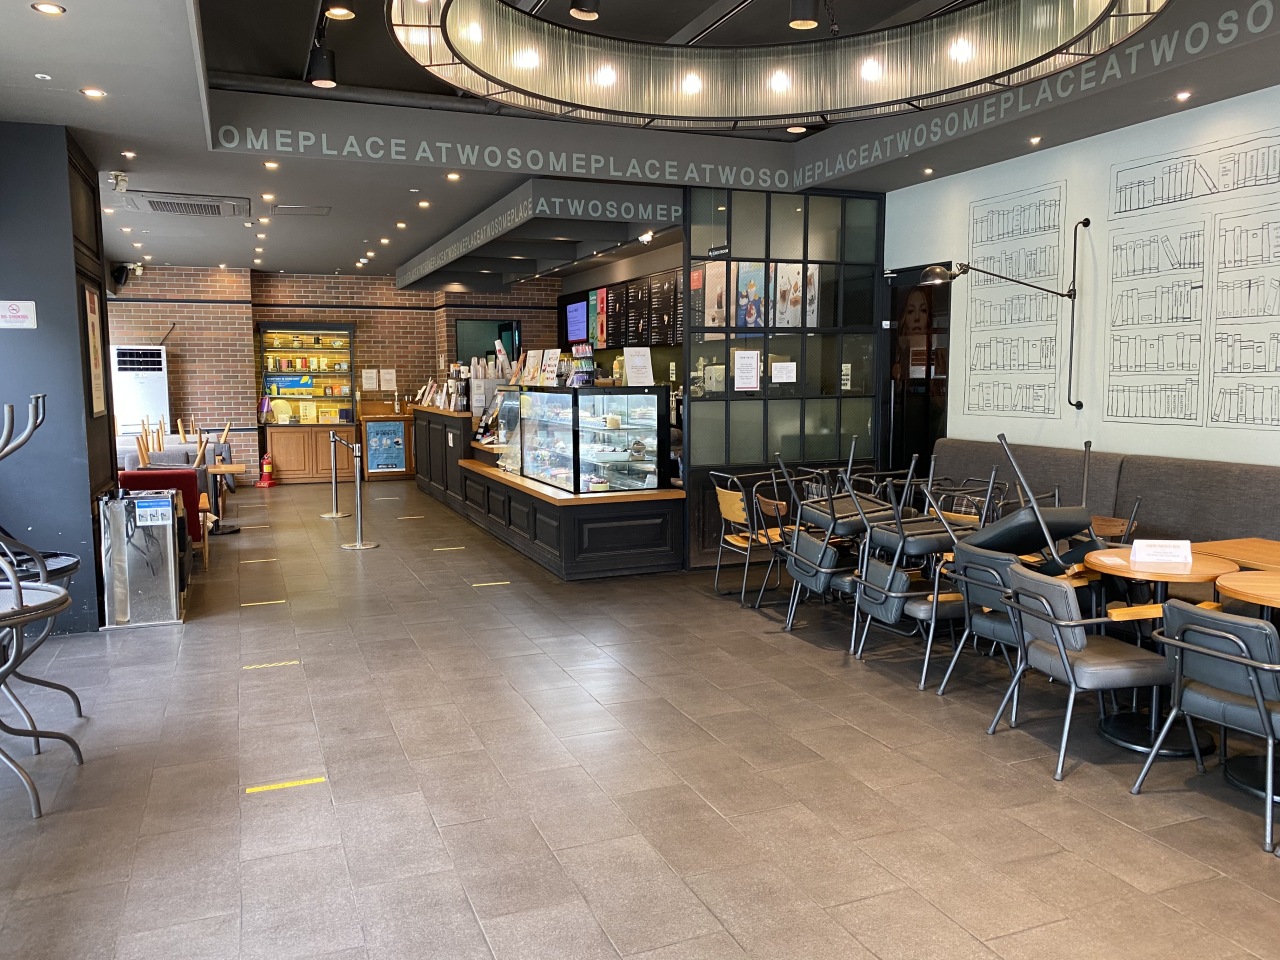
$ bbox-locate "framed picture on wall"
[83,285,107,417]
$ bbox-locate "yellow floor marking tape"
[242,660,301,670]
[244,776,327,794]
[241,599,287,607]
[374,497,399,500]
[433,546,465,551]
[472,581,511,587]
[241,524,271,529]
[397,515,426,520]
[240,558,278,564]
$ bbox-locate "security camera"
[132,263,144,277]
[108,171,128,193]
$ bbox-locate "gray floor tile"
[1,881,128,960]
[323,735,420,804]
[412,749,517,826]
[114,914,241,960]
[336,792,453,887]
[240,845,365,960]
[123,824,241,932]
[354,872,492,960]
[439,815,580,919]
[16,804,143,900]
[481,899,620,960]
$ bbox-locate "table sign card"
[521,350,543,385]
[539,351,562,386]
[1131,539,1193,564]
[623,347,654,387]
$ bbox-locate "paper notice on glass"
[380,368,397,393]
[623,347,654,386]
[1130,539,1193,564]
[521,350,543,385]
[771,361,797,384]
[361,368,380,391]
[841,364,852,390]
[734,351,761,391]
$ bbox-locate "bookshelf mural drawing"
[1108,128,1280,430]
[965,182,1065,417]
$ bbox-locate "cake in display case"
[507,386,670,494]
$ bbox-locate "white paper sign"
[539,352,562,386]
[841,364,852,390]
[380,368,397,392]
[771,361,797,384]
[361,368,380,391]
[734,351,761,391]
[1130,539,1193,563]
[623,347,654,387]
[0,301,37,330]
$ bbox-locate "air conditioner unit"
[118,191,251,218]
[110,346,169,434]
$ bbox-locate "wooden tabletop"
[207,463,247,475]
[1192,538,1280,571]
[461,461,684,506]
[1215,571,1280,607]
[1083,548,1239,583]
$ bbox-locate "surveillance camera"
[108,171,128,193]
[132,263,144,277]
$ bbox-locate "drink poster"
[771,263,804,328]
[596,288,607,346]
[804,265,821,325]
[587,290,599,347]
[735,261,766,330]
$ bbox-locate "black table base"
[1224,755,1280,804]
[1098,712,1216,758]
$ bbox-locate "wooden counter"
[265,424,355,483]
[414,407,684,580]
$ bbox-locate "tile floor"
[2,480,1279,960]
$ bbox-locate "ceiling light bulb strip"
[390,0,1167,130]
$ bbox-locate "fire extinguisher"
[255,452,278,488]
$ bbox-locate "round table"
[1082,548,1240,757]
[1209,571,1280,805]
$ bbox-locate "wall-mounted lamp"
[922,217,1091,410]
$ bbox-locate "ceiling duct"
[123,192,251,218]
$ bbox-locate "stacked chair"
[0,395,86,817]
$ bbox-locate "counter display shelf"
[257,322,356,428]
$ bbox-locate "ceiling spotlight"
[324,3,355,19]
[418,200,430,208]
[219,263,227,269]
[513,48,540,69]
[261,193,275,201]
[80,87,107,99]
[306,44,337,88]
[34,74,52,80]
[121,227,132,233]
[396,221,407,229]
[1029,136,1042,146]
[258,217,271,224]
[132,242,143,248]
[1175,90,1191,102]
[949,37,974,63]
[263,161,279,170]
[102,207,114,214]
[366,250,375,257]
[570,0,599,20]
[121,150,136,159]
[143,255,152,261]
[359,258,368,263]
[356,262,364,268]
[253,258,262,264]
[446,172,461,181]
[786,125,806,134]
[254,247,264,253]
[244,222,253,228]
[789,0,818,30]
[31,3,66,15]
[380,238,390,245]
[716,205,726,211]
[256,233,267,239]
[638,230,655,244]
[681,72,702,95]
[923,167,935,175]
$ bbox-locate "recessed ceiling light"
[418,200,430,208]
[409,187,419,193]
[1175,90,1191,102]
[256,233,266,239]
[258,217,270,224]
[102,207,113,214]
[143,255,152,261]
[380,238,390,245]
[253,258,262,264]
[263,161,279,170]
[141,229,149,234]
[219,263,227,269]
[359,258,368,263]
[1029,136,1042,145]
[324,3,355,19]
[261,193,275,201]
[254,247,264,253]
[396,221,407,229]
[120,150,136,159]
[120,227,132,233]
[80,87,107,99]
[786,125,806,134]
[34,74,51,80]
[446,172,461,181]
[366,250,375,257]
[356,262,364,268]
[569,0,599,21]
[31,3,66,15]
[681,72,702,96]
[132,242,142,248]
[923,167,934,175]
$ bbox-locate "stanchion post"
[320,430,351,519]
[341,442,378,550]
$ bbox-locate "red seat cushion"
[118,470,203,543]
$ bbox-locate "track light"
[789,0,818,29]
[324,3,355,20]
[306,45,337,88]
[569,0,599,21]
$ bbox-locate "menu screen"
[566,299,588,342]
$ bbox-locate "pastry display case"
[511,386,670,494]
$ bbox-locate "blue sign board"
[366,420,407,473]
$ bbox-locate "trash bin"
[100,490,184,627]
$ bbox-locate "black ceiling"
[200,0,937,96]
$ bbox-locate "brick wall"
[108,267,560,479]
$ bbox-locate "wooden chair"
[710,472,779,607]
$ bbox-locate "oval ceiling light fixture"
[80,87,107,99]
[324,3,355,19]
[788,0,817,30]
[34,73,52,80]
[307,44,337,87]
[397,0,1168,130]
[263,160,279,170]
[31,3,66,15]
[786,125,806,134]
[569,0,599,22]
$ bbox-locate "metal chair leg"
[10,671,83,718]
[1054,686,1079,781]
[936,628,971,696]
[988,663,1026,735]
[3,683,40,755]
[0,715,82,765]
[1265,736,1275,853]
[0,742,41,818]
[1131,707,1181,795]
[784,582,803,631]
[1185,714,1206,774]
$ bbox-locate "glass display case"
[257,322,356,426]
[508,386,670,494]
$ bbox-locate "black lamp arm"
[1064,217,1091,411]
[952,263,1073,299]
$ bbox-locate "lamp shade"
[306,45,337,88]
[919,264,956,286]
[789,0,818,29]
[569,0,599,21]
